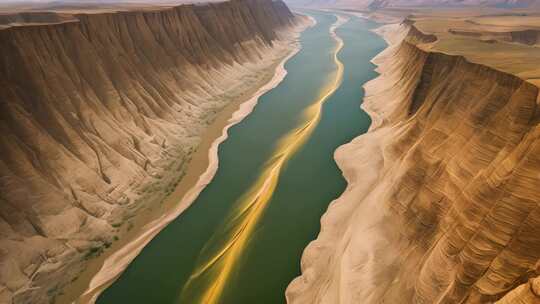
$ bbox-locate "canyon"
[0,0,306,303]
[288,8,540,304]
[1,0,540,303]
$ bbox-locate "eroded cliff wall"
[287,22,540,304]
[0,0,297,302]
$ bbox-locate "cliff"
[287,19,540,304]
[0,0,299,303]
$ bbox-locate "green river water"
[97,10,386,304]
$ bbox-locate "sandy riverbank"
[287,10,540,303]
[54,15,315,304]
[285,14,401,304]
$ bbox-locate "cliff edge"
[287,13,540,304]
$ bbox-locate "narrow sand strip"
[286,17,406,304]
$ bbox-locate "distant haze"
[0,0,223,12]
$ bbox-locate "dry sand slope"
[287,12,540,304]
[0,0,310,303]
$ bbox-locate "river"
[97,10,386,304]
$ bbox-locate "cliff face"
[0,0,297,302]
[287,21,540,304]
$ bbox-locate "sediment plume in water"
[179,15,348,304]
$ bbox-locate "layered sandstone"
[287,18,540,304]
[0,0,300,303]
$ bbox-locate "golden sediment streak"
[180,16,347,304]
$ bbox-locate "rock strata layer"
[287,20,540,304]
[0,0,298,302]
